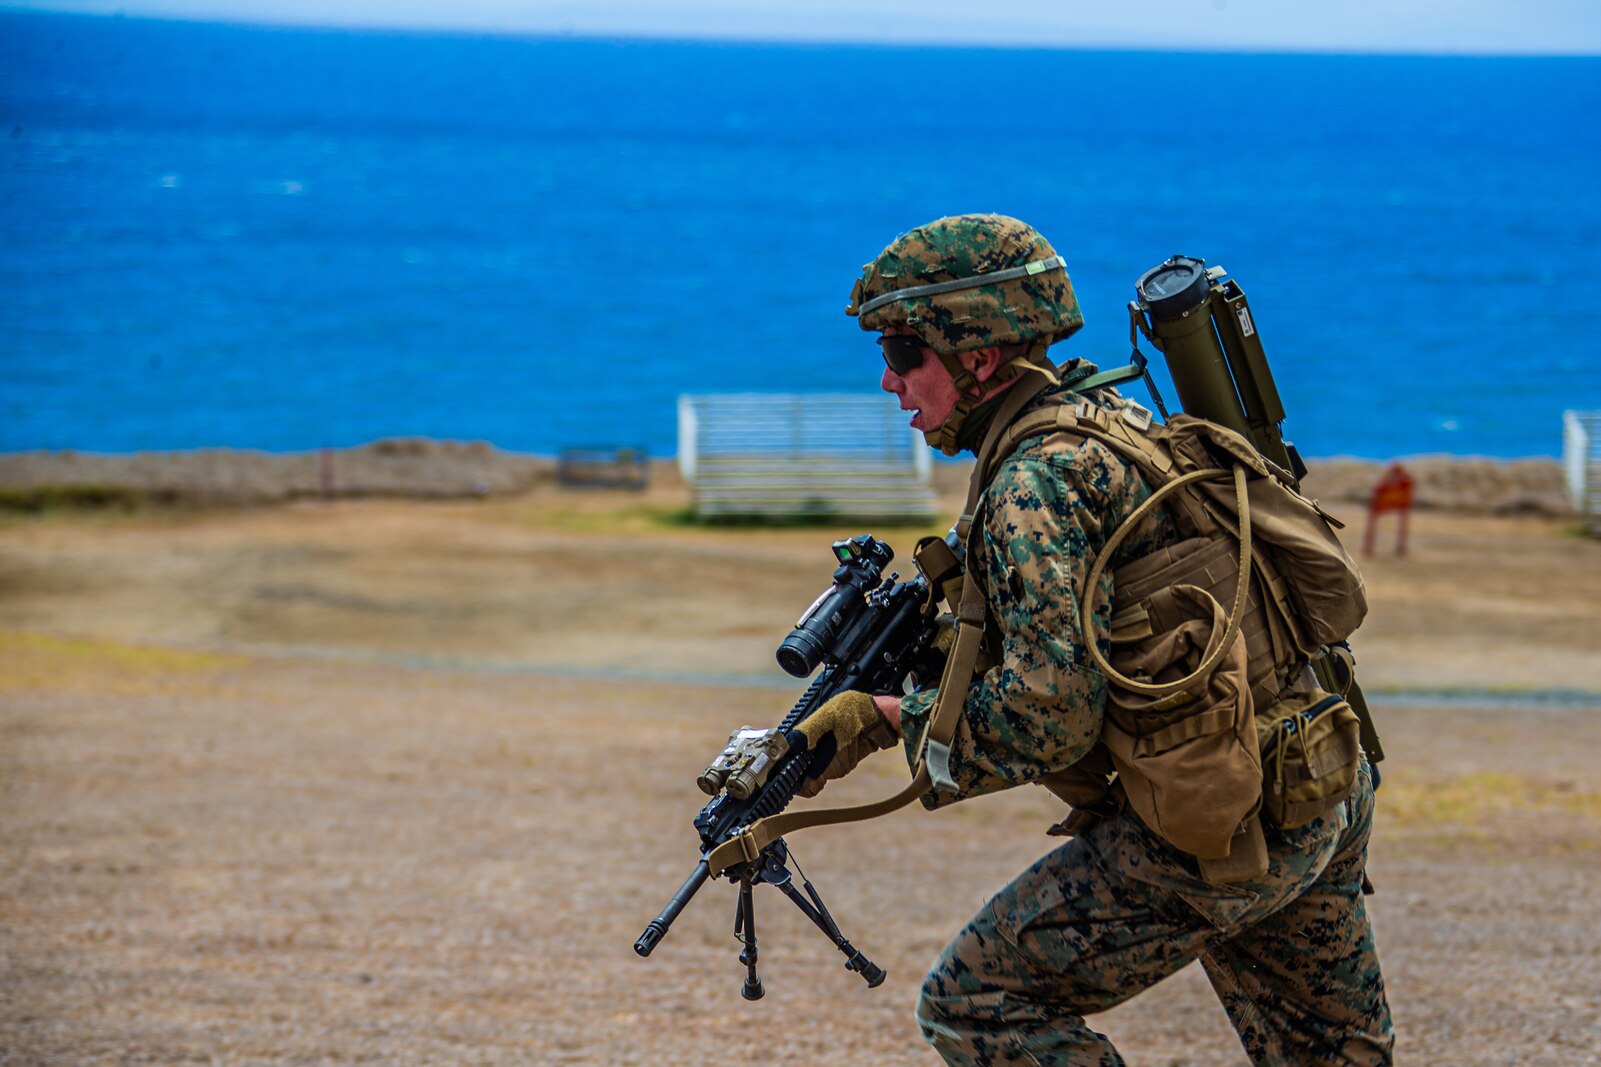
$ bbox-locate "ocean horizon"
[3,11,1599,460]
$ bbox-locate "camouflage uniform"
[894,386,1394,1066]
[854,214,1393,1065]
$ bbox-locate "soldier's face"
[879,332,961,433]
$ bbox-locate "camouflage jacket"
[897,380,1180,808]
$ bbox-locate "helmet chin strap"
[923,340,1057,455]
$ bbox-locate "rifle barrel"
[635,859,711,957]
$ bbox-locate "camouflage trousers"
[917,761,1393,1066]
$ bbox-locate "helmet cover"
[847,214,1083,356]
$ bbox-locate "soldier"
[793,214,1394,1065]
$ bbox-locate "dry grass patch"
[1378,769,1601,826]
[0,630,248,693]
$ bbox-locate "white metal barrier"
[678,393,935,521]
[1563,409,1600,533]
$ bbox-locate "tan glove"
[794,690,898,798]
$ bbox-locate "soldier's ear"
[963,346,1009,383]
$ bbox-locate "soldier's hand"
[872,694,904,737]
[794,691,898,798]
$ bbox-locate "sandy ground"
[2,477,1600,1065]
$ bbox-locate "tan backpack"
[989,392,1368,872]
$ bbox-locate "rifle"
[633,533,948,998]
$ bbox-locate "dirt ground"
[1,468,1597,693]
[2,477,1600,1065]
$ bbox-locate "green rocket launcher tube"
[1132,255,1299,476]
[1131,255,1385,765]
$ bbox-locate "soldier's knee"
[915,956,984,1044]
[915,902,1036,1054]
[915,968,996,1063]
[914,991,940,1044]
[915,960,953,1033]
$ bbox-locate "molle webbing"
[1110,536,1296,710]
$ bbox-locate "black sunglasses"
[878,334,927,375]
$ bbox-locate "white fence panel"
[1563,410,1601,533]
[679,393,936,521]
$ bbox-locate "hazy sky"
[6,0,1601,54]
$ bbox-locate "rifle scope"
[775,534,893,678]
[1133,254,1304,480]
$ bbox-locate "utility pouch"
[1257,688,1362,829]
[1099,584,1263,861]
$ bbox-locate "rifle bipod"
[730,840,885,998]
[635,836,884,998]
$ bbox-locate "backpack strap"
[988,394,1223,546]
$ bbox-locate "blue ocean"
[2,12,1598,459]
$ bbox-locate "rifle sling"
[704,767,936,874]
[705,371,1056,878]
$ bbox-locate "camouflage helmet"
[846,214,1083,454]
[845,214,1083,356]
